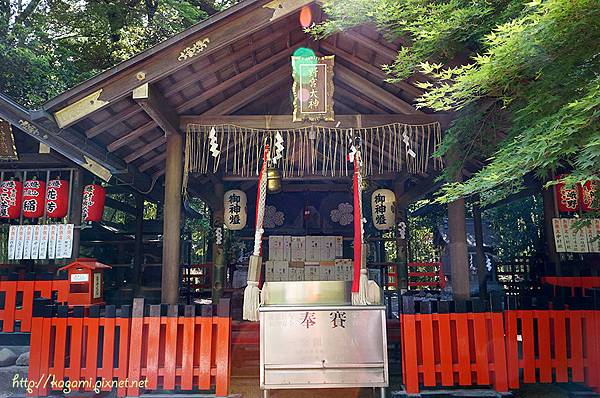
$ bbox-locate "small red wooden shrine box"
[58,258,111,306]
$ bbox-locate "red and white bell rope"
[243,144,270,321]
[350,147,369,305]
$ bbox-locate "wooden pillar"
[211,182,225,302]
[473,200,487,297]
[68,169,84,259]
[447,152,470,300]
[542,184,561,275]
[133,194,144,296]
[161,133,183,304]
[394,179,408,290]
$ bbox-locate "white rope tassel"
[243,281,260,322]
[352,269,370,305]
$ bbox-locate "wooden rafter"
[341,30,398,60]
[133,83,180,136]
[335,64,420,115]
[124,137,166,163]
[203,67,291,115]
[163,27,293,98]
[334,84,387,114]
[85,104,143,138]
[176,42,303,113]
[107,121,156,152]
[139,152,167,172]
[320,41,423,98]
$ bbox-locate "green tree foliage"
[312,0,600,205]
[0,0,234,108]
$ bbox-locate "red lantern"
[46,179,69,219]
[555,175,579,213]
[22,179,46,218]
[580,180,599,212]
[82,184,105,222]
[0,180,23,219]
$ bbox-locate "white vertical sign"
[22,225,33,260]
[7,225,17,260]
[47,224,57,259]
[585,221,598,253]
[55,224,65,259]
[561,218,574,252]
[61,224,74,259]
[14,225,25,260]
[552,218,566,253]
[30,225,41,260]
[38,224,49,260]
[571,219,589,253]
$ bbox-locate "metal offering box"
[259,281,388,398]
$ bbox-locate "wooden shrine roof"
[1,0,452,196]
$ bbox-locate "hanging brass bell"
[267,167,282,194]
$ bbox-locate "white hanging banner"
[561,218,574,252]
[62,224,74,259]
[38,224,49,259]
[7,225,16,260]
[47,224,57,259]
[14,225,25,260]
[30,225,41,260]
[56,223,67,258]
[552,218,566,253]
[371,189,396,231]
[22,225,33,260]
[224,189,247,230]
[570,219,587,253]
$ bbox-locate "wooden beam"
[181,114,450,130]
[203,67,291,115]
[133,83,180,136]
[176,42,303,113]
[139,152,167,172]
[86,104,143,138]
[342,31,398,61]
[107,121,157,152]
[334,84,387,114]
[124,137,167,163]
[46,0,312,127]
[320,41,423,98]
[335,64,420,115]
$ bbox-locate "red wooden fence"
[542,276,600,297]
[400,301,508,394]
[400,298,600,394]
[27,298,232,397]
[504,309,600,392]
[0,279,68,332]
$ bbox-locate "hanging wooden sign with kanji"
[292,54,334,122]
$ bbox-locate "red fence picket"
[26,298,232,397]
[504,309,600,393]
[400,308,508,394]
[0,279,68,332]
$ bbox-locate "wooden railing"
[0,278,68,332]
[27,298,232,397]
